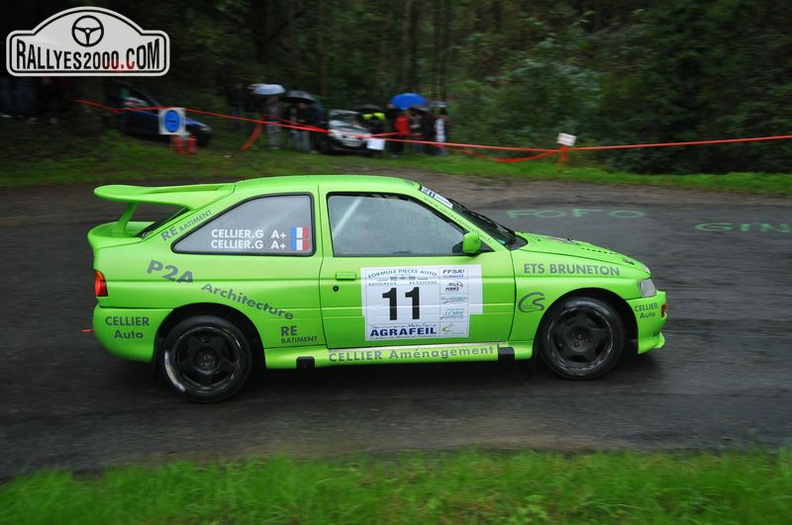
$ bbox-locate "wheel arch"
[544,287,638,353]
[155,303,264,369]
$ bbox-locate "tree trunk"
[287,0,299,87]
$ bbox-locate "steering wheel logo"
[71,15,104,47]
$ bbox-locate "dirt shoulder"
[1,170,788,226]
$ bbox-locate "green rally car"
[89,175,667,402]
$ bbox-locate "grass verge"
[2,449,791,524]
[1,117,790,195]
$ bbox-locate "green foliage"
[3,0,790,173]
[595,0,792,173]
[1,117,788,195]
[2,450,791,524]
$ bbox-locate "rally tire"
[160,315,252,403]
[537,297,625,380]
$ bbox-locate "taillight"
[95,270,108,297]
[661,303,668,318]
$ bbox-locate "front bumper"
[328,137,368,153]
[627,291,668,354]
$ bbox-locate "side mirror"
[462,232,482,255]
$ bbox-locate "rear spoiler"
[95,182,234,236]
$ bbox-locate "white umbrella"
[249,84,286,96]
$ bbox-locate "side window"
[328,194,464,256]
[174,195,313,255]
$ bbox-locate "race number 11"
[382,286,420,320]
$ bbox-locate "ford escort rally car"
[89,175,667,402]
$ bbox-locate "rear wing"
[94,182,234,236]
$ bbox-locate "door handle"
[335,271,357,281]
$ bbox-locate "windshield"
[328,110,361,127]
[419,185,524,248]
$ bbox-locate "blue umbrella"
[390,92,426,110]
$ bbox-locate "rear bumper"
[93,306,171,362]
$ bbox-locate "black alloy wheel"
[538,297,625,380]
[161,315,252,402]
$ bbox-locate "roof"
[234,174,417,193]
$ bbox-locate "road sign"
[557,133,577,146]
[159,107,185,135]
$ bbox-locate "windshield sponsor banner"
[7,6,169,76]
[419,186,453,209]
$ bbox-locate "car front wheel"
[160,315,252,402]
[538,297,624,380]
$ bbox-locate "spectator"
[391,109,410,157]
[434,108,451,155]
[243,85,259,131]
[364,112,386,158]
[385,103,400,156]
[263,95,281,149]
[290,101,315,153]
[408,107,423,153]
[420,109,435,155]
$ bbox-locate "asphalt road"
[1,173,790,478]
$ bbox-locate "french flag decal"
[291,226,310,252]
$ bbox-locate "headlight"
[329,130,342,139]
[639,278,657,297]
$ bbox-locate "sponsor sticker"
[290,226,311,252]
[361,265,482,341]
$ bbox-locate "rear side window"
[174,195,313,255]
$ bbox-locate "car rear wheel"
[538,297,624,380]
[161,315,252,403]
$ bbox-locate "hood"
[517,232,648,272]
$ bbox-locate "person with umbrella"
[408,106,426,153]
[283,91,317,152]
[263,95,282,150]
[247,84,286,148]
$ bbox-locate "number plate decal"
[361,265,482,341]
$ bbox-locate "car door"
[318,191,515,350]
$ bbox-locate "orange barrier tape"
[74,99,791,163]
[240,121,263,151]
[569,135,792,151]
[448,147,557,163]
